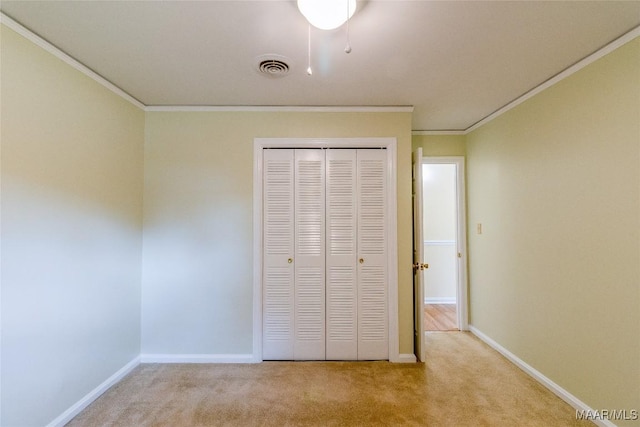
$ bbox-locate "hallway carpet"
[68,332,591,426]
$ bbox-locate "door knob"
[359,258,364,264]
[288,258,293,264]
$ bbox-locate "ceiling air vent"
[256,55,290,77]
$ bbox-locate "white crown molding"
[3,11,637,135]
[1,12,411,116]
[1,12,146,110]
[469,326,616,427]
[465,25,640,134]
[412,130,466,136]
[145,105,414,113]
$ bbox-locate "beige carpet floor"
[67,332,592,426]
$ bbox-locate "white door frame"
[422,157,469,331]
[252,138,400,362]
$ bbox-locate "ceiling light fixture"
[297,0,356,30]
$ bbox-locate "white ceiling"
[2,1,639,131]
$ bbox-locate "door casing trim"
[252,138,399,362]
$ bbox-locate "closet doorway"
[252,138,399,363]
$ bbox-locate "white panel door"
[262,149,295,360]
[325,149,358,360]
[357,149,388,360]
[293,149,326,360]
[412,147,426,362]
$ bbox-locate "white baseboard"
[140,353,255,363]
[468,326,616,427]
[424,297,456,304]
[46,356,141,427]
[146,353,413,364]
[397,353,417,363]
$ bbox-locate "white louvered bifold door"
[293,149,326,360]
[262,149,295,360]
[357,149,389,360]
[264,147,388,361]
[325,149,358,360]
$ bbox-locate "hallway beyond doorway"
[425,303,458,331]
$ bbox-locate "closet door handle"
[288,258,293,264]
[359,258,364,264]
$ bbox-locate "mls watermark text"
[576,409,638,421]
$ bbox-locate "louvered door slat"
[326,150,358,360]
[294,149,326,360]
[264,146,388,362]
[357,150,388,360]
[263,149,295,360]
[359,266,387,341]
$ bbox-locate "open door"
[412,147,427,362]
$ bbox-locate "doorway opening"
[422,162,459,332]
[413,151,468,362]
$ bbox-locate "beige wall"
[5,8,638,424]
[142,111,415,356]
[412,134,466,157]
[466,38,639,422]
[1,25,145,426]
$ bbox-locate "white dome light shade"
[297,0,357,30]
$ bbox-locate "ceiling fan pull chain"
[345,0,352,54]
[307,24,313,75]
